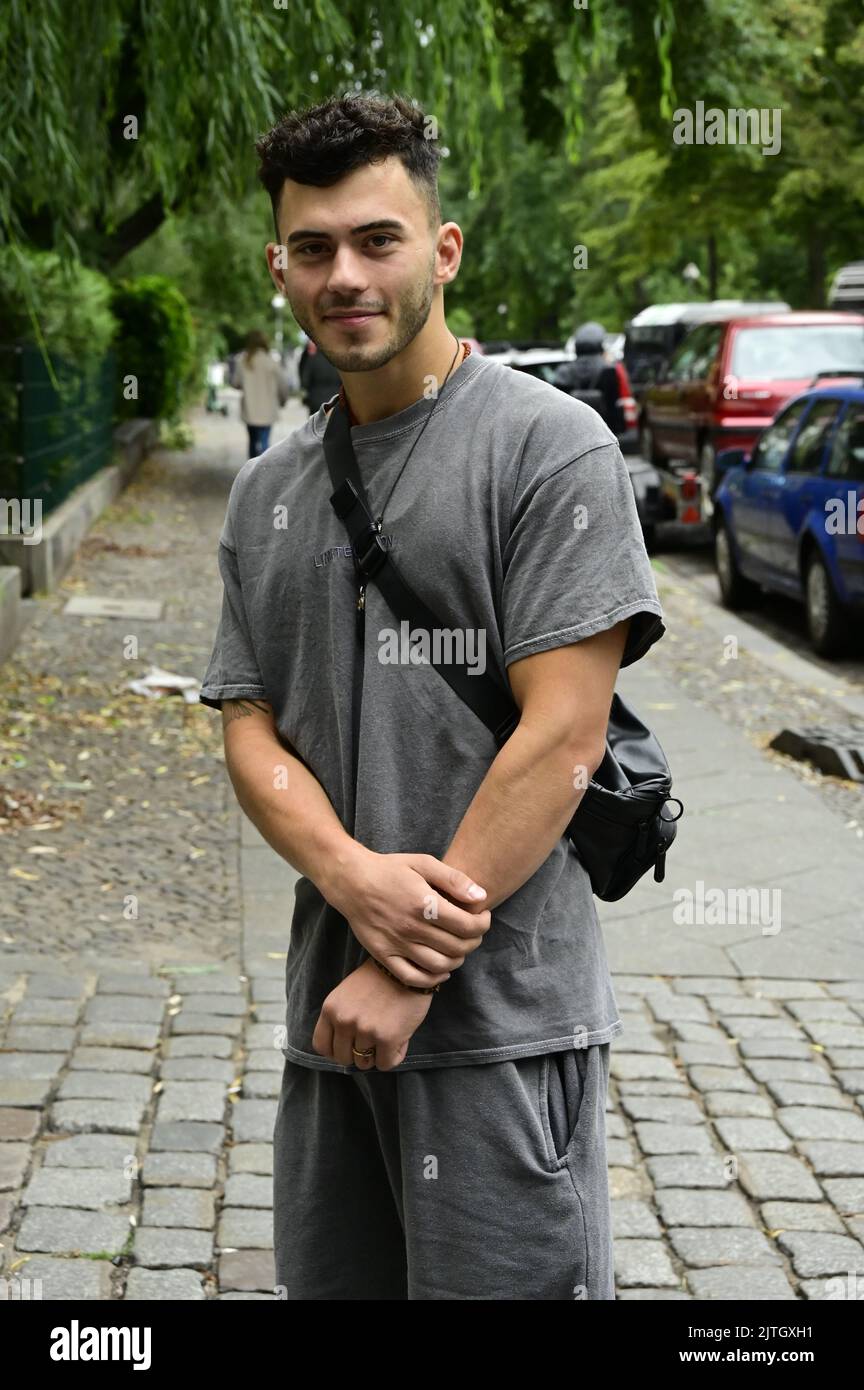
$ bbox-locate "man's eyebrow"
[285,219,407,245]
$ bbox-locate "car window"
[665,334,701,382]
[517,362,570,383]
[688,323,725,379]
[729,324,864,380]
[786,400,842,474]
[826,403,864,481]
[750,400,809,474]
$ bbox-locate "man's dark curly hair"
[255,92,442,240]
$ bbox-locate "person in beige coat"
[232,330,289,458]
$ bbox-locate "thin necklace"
[365,332,463,531]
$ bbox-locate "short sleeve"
[501,440,665,670]
[199,539,269,710]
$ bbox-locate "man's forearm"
[224,720,360,900]
[441,723,602,912]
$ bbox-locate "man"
[199,92,666,1300]
[553,321,627,434]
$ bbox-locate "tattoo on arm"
[223,698,272,723]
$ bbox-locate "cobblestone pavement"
[0,961,283,1299]
[609,973,864,1300]
[3,960,864,1300]
[2,407,864,1300]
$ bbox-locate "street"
[652,520,864,693]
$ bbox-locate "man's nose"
[324,245,369,299]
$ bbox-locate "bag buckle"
[329,479,389,579]
[354,525,389,579]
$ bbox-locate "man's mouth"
[324,310,383,328]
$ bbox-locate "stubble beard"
[291,257,436,373]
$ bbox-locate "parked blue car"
[712,376,864,656]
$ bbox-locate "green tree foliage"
[111,275,196,421]
[0,247,117,361]
[116,190,285,363]
[3,0,860,351]
[0,0,510,267]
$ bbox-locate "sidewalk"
[600,648,864,1299]
[0,405,305,1300]
[1,407,863,1300]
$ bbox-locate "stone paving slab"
[16,1207,132,1256]
[7,1255,114,1300]
[22,1168,133,1209]
[132,1228,214,1270]
[219,1248,276,1292]
[124,1267,207,1299]
[41,1133,136,1169]
[141,1152,218,1188]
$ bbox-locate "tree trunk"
[87,192,170,272]
[806,229,826,308]
[707,234,718,299]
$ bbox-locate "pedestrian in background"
[551,322,622,429]
[297,338,342,415]
[231,330,289,458]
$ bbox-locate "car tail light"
[614,363,639,428]
[614,361,632,392]
[679,470,701,523]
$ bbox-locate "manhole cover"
[769,725,864,782]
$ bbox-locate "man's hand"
[312,958,434,1070]
[322,847,492,988]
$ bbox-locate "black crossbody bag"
[322,400,683,901]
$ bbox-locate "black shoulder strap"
[321,400,519,747]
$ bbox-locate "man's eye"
[298,236,395,255]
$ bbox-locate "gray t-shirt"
[200,350,665,1072]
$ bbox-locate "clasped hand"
[326,848,492,987]
[311,850,492,1070]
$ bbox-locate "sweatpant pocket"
[539,1046,588,1170]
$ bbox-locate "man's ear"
[265,242,288,293]
[435,220,463,287]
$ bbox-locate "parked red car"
[639,311,864,515]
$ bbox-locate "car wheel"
[804,551,849,658]
[640,421,663,466]
[699,440,717,520]
[715,517,760,610]
[641,522,657,553]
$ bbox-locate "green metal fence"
[0,342,118,515]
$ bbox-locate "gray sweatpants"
[272,1042,614,1300]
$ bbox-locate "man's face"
[267,156,459,372]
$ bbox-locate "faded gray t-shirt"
[200,350,665,1071]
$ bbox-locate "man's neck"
[335,325,466,427]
